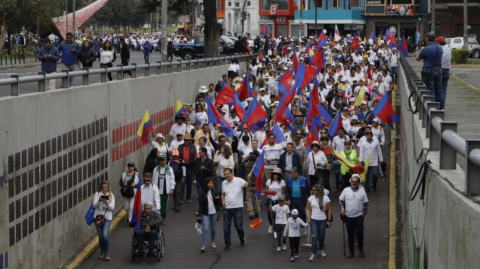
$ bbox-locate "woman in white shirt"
[307,141,328,187]
[265,167,286,234]
[93,182,115,261]
[371,118,385,146]
[152,133,169,157]
[197,179,221,252]
[195,104,208,125]
[98,40,116,81]
[306,183,332,261]
[196,137,215,159]
[227,59,240,80]
[213,145,235,194]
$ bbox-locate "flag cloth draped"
[262,23,270,36]
[244,97,268,133]
[294,64,317,89]
[207,97,234,137]
[355,87,365,106]
[261,124,287,148]
[334,150,364,174]
[278,69,294,94]
[176,99,187,116]
[292,43,299,73]
[233,94,246,121]
[327,111,343,137]
[360,157,370,183]
[216,82,235,105]
[334,25,341,41]
[372,91,399,129]
[252,151,265,198]
[305,124,320,153]
[400,35,408,57]
[137,109,153,143]
[275,86,296,126]
[237,74,256,100]
[131,177,143,233]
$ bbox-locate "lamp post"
[65,0,68,34]
[314,0,317,38]
[72,0,76,38]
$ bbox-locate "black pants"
[345,216,364,253]
[289,237,300,256]
[137,230,157,250]
[122,61,132,77]
[167,52,173,61]
[100,63,113,81]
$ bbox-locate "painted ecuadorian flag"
[137,109,153,143]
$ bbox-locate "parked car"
[173,35,235,60]
[445,37,480,58]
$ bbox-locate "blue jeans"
[137,229,157,250]
[181,169,194,200]
[144,53,150,62]
[289,198,306,222]
[196,180,205,198]
[365,165,379,191]
[223,207,245,246]
[310,219,327,254]
[391,66,398,83]
[217,176,225,194]
[95,219,112,253]
[441,69,450,109]
[426,68,444,109]
[202,213,218,245]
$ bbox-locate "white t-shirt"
[339,187,369,218]
[308,195,330,220]
[222,177,246,209]
[169,123,187,137]
[169,139,184,151]
[207,190,217,215]
[266,179,285,201]
[271,204,290,225]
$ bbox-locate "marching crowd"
[90,32,401,263]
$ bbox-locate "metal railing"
[400,55,480,194]
[0,54,257,96]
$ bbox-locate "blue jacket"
[285,176,310,205]
[38,46,60,73]
[143,42,152,54]
[58,40,81,65]
[277,151,303,176]
[357,108,373,124]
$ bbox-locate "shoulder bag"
[421,45,438,85]
[120,173,136,198]
[312,152,323,179]
[95,193,108,225]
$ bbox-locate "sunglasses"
[144,180,151,182]
[351,181,359,183]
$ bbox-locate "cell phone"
[101,195,109,201]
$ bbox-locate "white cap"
[259,87,266,92]
[360,100,367,105]
[155,133,165,139]
[199,86,208,93]
[341,77,346,82]
[351,115,359,120]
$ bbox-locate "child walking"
[283,209,309,262]
[269,195,290,251]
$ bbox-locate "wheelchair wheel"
[157,230,165,261]
[131,233,136,261]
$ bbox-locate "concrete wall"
[0,61,244,269]
[398,63,480,269]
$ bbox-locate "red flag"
[294,64,317,89]
[216,82,235,105]
[312,50,325,70]
[352,36,360,51]
[274,86,296,126]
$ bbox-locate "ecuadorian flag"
[137,109,153,143]
[176,99,187,116]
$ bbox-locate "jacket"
[38,46,60,73]
[193,157,214,185]
[120,43,130,64]
[234,40,245,53]
[178,144,197,170]
[277,151,303,176]
[294,144,308,171]
[197,189,221,216]
[339,149,358,175]
[285,176,310,205]
[78,47,96,68]
[58,40,81,65]
[357,108,373,124]
[152,165,176,194]
[129,210,163,231]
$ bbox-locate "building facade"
[258,0,298,38]
[225,0,261,36]
[429,0,480,39]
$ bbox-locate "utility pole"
[241,0,247,35]
[161,0,168,61]
[463,0,468,49]
[299,0,303,38]
[314,0,317,38]
[431,0,435,33]
[72,0,76,38]
[65,0,68,34]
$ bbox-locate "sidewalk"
[0,55,39,70]
[406,56,480,171]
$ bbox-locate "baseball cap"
[171,150,179,156]
[435,36,446,43]
[127,162,135,167]
[361,100,367,105]
[277,195,286,201]
[159,155,167,160]
[291,209,299,217]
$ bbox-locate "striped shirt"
[263,144,283,170]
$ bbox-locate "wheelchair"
[131,224,165,262]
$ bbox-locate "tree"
[203,0,221,57]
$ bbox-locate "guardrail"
[399,55,480,194]
[0,54,257,96]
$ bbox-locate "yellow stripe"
[388,86,397,269]
[65,211,127,269]
[450,73,480,92]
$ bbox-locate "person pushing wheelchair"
[129,201,163,255]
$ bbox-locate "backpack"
[120,172,136,198]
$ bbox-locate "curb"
[451,73,480,92]
[388,89,397,269]
[65,211,127,269]
[0,62,41,70]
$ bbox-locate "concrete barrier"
[0,61,244,268]
[398,61,480,269]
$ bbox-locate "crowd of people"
[89,31,407,263]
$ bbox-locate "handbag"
[120,173,136,198]
[95,193,108,225]
[325,163,333,171]
[421,44,439,85]
[312,153,323,178]
[85,203,95,226]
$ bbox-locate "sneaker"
[282,245,287,251]
[249,215,254,220]
[241,238,246,246]
[359,248,365,257]
[211,242,217,248]
[268,226,273,234]
[319,250,326,257]
[98,252,105,259]
[174,206,179,212]
[290,256,295,262]
[200,245,206,253]
[295,253,299,258]
[333,189,339,193]
[225,245,231,251]
[187,200,192,203]
[104,254,111,261]
[347,252,354,258]
[255,212,259,217]
[277,246,281,252]
[304,229,308,236]
[308,254,317,262]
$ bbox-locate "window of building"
[351,0,360,8]
[391,0,412,4]
[261,0,289,10]
[247,1,251,5]
[311,0,323,8]
[228,1,231,6]
[234,1,240,7]
[332,0,341,8]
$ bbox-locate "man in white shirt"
[351,50,363,64]
[141,173,161,212]
[222,168,248,250]
[358,131,383,192]
[381,70,392,86]
[388,48,398,84]
[263,134,284,181]
[169,133,184,152]
[332,127,350,152]
[340,174,369,258]
[169,115,187,145]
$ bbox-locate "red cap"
[435,36,446,43]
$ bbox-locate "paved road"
[0,52,181,97]
[81,134,391,268]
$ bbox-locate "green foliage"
[452,49,470,64]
